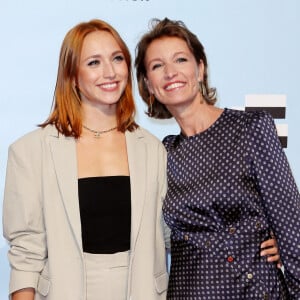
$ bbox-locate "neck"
[81,104,117,131]
[172,103,222,137]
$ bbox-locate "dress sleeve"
[250,111,300,299]
[2,141,47,295]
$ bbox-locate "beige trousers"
[83,251,129,300]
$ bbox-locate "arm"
[251,112,300,298]
[3,139,47,296]
[159,144,171,249]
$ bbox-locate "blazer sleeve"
[2,138,47,294]
[158,143,171,249]
[250,111,300,299]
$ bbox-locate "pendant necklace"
[82,125,117,138]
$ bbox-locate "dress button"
[229,227,236,234]
[263,292,269,299]
[227,255,234,263]
[255,221,261,229]
[205,240,211,247]
[247,273,253,279]
[184,234,189,241]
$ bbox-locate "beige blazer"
[3,125,170,300]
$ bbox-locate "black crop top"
[78,176,131,254]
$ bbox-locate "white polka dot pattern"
[163,108,300,299]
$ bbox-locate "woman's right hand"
[260,238,282,269]
[12,288,35,300]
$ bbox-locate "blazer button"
[247,273,253,280]
[227,255,234,263]
[184,234,189,241]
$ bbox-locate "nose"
[164,63,177,79]
[103,61,116,79]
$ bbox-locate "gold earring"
[148,94,154,117]
[199,81,207,103]
[198,81,204,95]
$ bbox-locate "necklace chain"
[82,124,117,138]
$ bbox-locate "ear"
[196,60,205,82]
[144,77,154,94]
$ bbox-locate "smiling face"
[76,30,129,110]
[144,37,204,111]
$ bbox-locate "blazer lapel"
[126,129,147,251]
[47,128,82,252]
[46,127,147,254]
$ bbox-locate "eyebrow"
[82,50,124,63]
[172,51,188,57]
[147,51,188,67]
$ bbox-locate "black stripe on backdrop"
[243,95,288,148]
[245,106,286,119]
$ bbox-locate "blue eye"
[114,55,125,62]
[176,57,187,63]
[87,60,100,66]
[152,63,162,70]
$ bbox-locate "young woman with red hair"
[3,19,169,300]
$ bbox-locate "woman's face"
[77,30,128,109]
[144,37,203,110]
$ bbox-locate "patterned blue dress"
[163,108,300,299]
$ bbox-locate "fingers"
[260,238,281,266]
[266,254,280,262]
[260,238,276,249]
[260,245,278,257]
[260,237,282,269]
